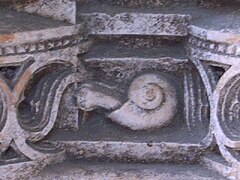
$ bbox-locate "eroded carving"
[77,82,121,111]
[109,73,178,130]
[218,76,240,141]
[0,0,240,179]
[18,62,74,140]
[78,73,178,130]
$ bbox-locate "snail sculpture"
[78,73,178,131]
[109,73,178,130]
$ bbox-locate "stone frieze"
[0,0,240,179]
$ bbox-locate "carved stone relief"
[0,0,240,179]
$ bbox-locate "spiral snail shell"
[109,73,178,130]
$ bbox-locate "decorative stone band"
[189,26,240,44]
[188,26,240,66]
[188,35,240,58]
[0,24,88,57]
[0,34,87,57]
[81,13,190,36]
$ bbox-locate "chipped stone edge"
[12,0,77,24]
[81,13,190,36]
[61,141,210,163]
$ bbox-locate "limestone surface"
[0,0,240,179]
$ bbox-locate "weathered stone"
[80,13,190,36]
[12,0,76,24]
[0,0,240,179]
[108,73,178,130]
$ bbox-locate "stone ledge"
[34,159,225,180]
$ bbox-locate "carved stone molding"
[0,0,240,179]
